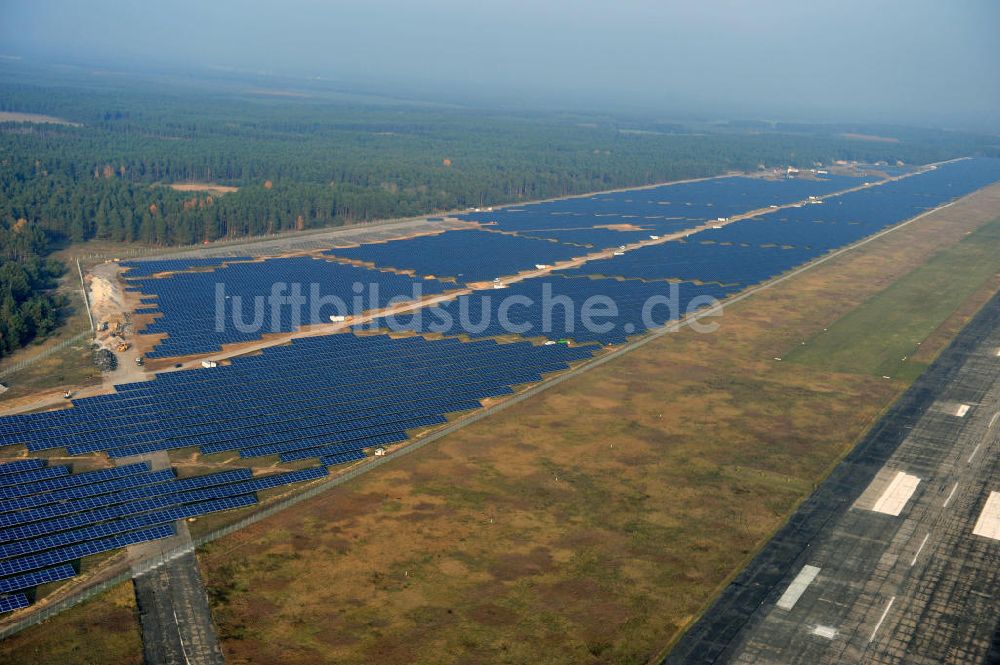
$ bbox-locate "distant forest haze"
[2,0,999,129]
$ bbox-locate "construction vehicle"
[135,357,144,366]
[117,342,130,352]
[63,390,73,399]
[201,360,218,368]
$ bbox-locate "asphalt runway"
[133,552,226,665]
[666,289,1000,664]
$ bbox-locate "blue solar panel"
[320,450,368,466]
[0,469,176,514]
[560,159,1000,286]
[367,275,737,345]
[0,496,257,561]
[120,256,254,278]
[0,564,76,594]
[0,593,29,613]
[126,256,449,358]
[0,524,176,578]
[0,459,45,476]
[325,229,586,283]
[0,463,151,501]
[455,173,871,236]
[0,333,593,462]
[0,466,69,489]
[0,469,254,528]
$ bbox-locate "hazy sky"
[2,0,999,128]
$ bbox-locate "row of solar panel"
[0,336,592,466]
[126,256,451,357]
[37,371,565,456]
[456,174,869,233]
[0,465,329,611]
[325,229,588,283]
[365,276,738,345]
[120,256,254,278]
[3,338,580,436]
[559,159,1000,285]
[0,470,320,547]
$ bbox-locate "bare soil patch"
[840,132,900,143]
[0,111,81,126]
[167,183,239,194]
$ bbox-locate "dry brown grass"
[0,582,142,665]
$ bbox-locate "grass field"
[787,216,1000,379]
[0,289,99,405]
[0,582,142,665]
[4,183,1000,663]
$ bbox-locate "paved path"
[133,551,226,665]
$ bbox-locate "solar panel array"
[325,229,587,283]
[0,333,592,463]
[0,459,328,613]
[456,173,868,241]
[125,256,449,358]
[705,160,1000,252]
[368,276,738,345]
[0,459,46,475]
[561,159,1000,286]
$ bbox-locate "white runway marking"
[989,412,999,429]
[972,492,1000,541]
[910,532,931,566]
[869,596,896,643]
[872,471,921,516]
[776,565,821,610]
[942,483,959,508]
[812,625,838,639]
[968,443,982,464]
